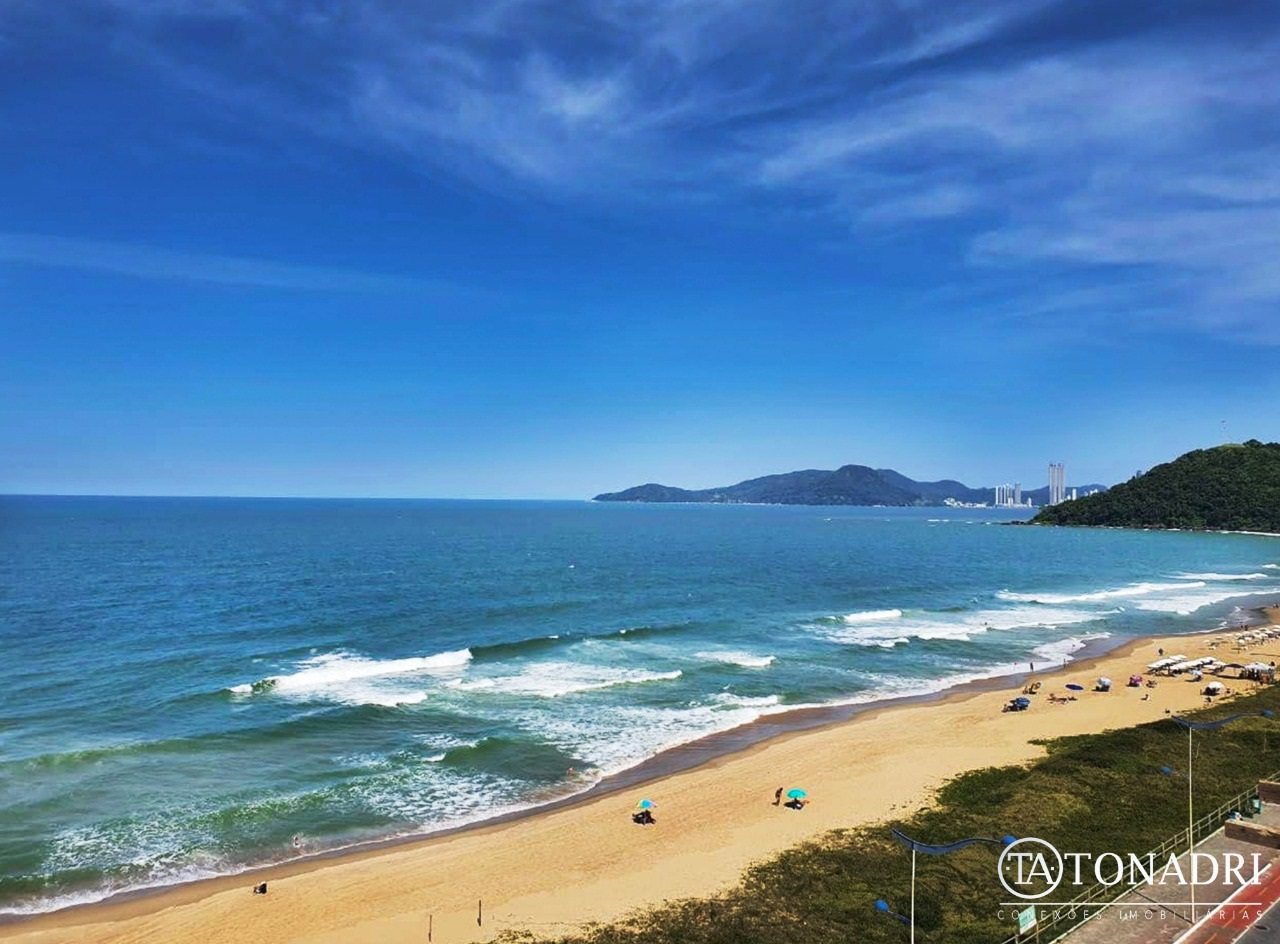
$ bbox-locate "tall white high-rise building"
[1014,483,1021,506]
[1047,463,1066,505]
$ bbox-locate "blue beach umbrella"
[1065,683,1085,691]
[636,798,656,810]
[786,788,808,799]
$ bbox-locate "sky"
[2,0,1278,499]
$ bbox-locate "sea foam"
[842,609,903,623]
[228,648,472,705]
[996,581,1197,605]
[816,606,1109,648]
[445,662,682,698]
[693,650,776,668]
[1174,572,1269,581]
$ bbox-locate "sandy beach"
[6,608,1279,944]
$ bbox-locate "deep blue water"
[2,496,1279,913]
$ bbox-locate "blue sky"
[2,0,1278,498]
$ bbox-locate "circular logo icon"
[998,837,1064,900]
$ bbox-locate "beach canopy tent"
[1246,663,1271,672]
[1147,658,1177,670]
[1204,681,1225,694]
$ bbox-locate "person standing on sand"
[773,787,783,806]
[1029,661,1035,673]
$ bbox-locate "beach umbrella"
[636,798,656,810]
[1065,683,1084,691]
[786,788,808,799]
[1097,677,1112,687]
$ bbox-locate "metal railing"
[992,768,1280,944]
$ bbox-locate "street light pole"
[1187,722,1194,922]
[910,846,916,944]
[1170,710,1273,925]
[888,830,1016,941]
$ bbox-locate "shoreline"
[5,606,1279,943]
[0,628,1136,925]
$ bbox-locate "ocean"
[2,495,1279,915]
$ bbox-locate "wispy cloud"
[0,232,453,294]
[8,0,1280,338]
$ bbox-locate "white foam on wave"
[693,650,776,668]
[709,692,782,709]
[1174,572,1269,581]
[445,662,682,698]
[1265,564,1279,570]
[842,609,903,624]
[527,696,786,778]
[997,581,1198,605]
[816,606,1110,648]
[1134,586,1280,615]
[228,648,472,706]
[1000,578,1280,616]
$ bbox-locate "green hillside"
[1032,440,1280,532]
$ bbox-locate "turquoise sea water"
[3,495,1280,914]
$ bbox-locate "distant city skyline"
[2,1,1278,499]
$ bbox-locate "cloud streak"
[0,232,451,294]
[9,0,1280,339]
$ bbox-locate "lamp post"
[888,829,1016,943]
[1168,710,1273,923]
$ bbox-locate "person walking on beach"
[773,787,783,806]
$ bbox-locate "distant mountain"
[594,464,1108,507]
[1032,440,1280,532]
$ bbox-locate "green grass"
[499,686,1280,944]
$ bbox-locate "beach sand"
[7,608,1280,944]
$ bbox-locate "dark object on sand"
[252,882,268,895]
[1003,696,1031,713]
[773,786,783,805]
[632,809,656,825]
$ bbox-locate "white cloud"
[10,0,1280,339]
[0,232,457,294]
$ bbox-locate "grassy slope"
[503,685,1280,944]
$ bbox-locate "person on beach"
[773,787,783,806]
[1029,661,1035,673]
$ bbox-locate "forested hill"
[594,464,1107,507]
[1031,440,1280,532]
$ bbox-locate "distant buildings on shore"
[937,462,1100,509]
[993,483,1031,508]
[1048,462,1066,505]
